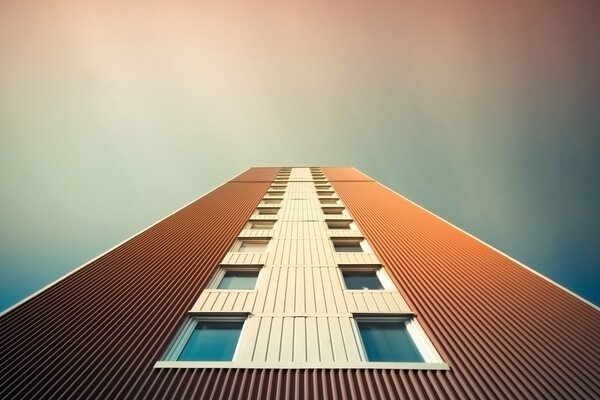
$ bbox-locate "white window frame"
[317,191,336,197]
[260,199,282,206]
[319,198,340,205]
[322,207,347,216]
[255,207,280,216]
[332,238,372,253]
[325,220,357,231]
[233,239,270,253]
[339,265,395,290]
[246,220,275,230]
[158,313,249,363]
[353,314,445,366]
[208,266,262,290]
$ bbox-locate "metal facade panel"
[321,167,373,182]
[2,166,598,399]
[230,167,281,182]
[0,170,276,399]
[187,171,411,369]
[325,168,600,400]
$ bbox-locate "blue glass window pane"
[217,271,258,289]
[358,321,424,362]
[178,320,243,361]
[342,271,383,290]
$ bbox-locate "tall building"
[1,167,599,399]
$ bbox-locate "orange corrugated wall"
[324,166,600,400]
[1,167,599,399]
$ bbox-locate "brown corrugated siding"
[324,169,600,400]
[319,167,373,182]
[1,167,599,400]
[0,169,281,399]
[231,167,283,182]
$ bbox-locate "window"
[237,240,269,252]
[317,191,335,197]
[320,199,338,205]
[326,220,354,230]
[342,270,383,290]
[257,207,279,215]
[315,185,331,190]
[261,199,281,205]
[266,191,284,197]
[339,265,395,290]
[169,317,245,361]
[333,239,368,252]
[248,220,275,230]
[322,207,345,215]
[270,185,286,190]
[217,270,259,290]
[356,319,424,362]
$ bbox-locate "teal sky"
[1,1,599,310]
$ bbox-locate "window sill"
[154,361,450,370]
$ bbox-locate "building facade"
[1,166,599,399]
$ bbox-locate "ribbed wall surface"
[1,167,599,400]
[324,168,600,400]
[0,168,278,399]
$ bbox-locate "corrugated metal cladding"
[1,167,598,400]
[323,167,600,400]
[187,170,413,368]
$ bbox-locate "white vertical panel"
[313,268,326,313]
[186,167,417,366]
[295,268,305,313]
[285,268,296,312]
[253,267,272,313]
[317,317,334,362]
[222,292,238,311]
[275,268,288,313]
[280,317,295,363]
[264,268,280,313]
[304,268,316,313]
[293,317,306,363]
[211,291,228,310]
[306,317,320,362]
[253,317,272,362]
[328,317,348,362]
[340,317,363,362]
[236,316,260,362]
[266,317,283,362]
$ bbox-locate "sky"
[1,0,599,311]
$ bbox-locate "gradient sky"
[1,1,599,311]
